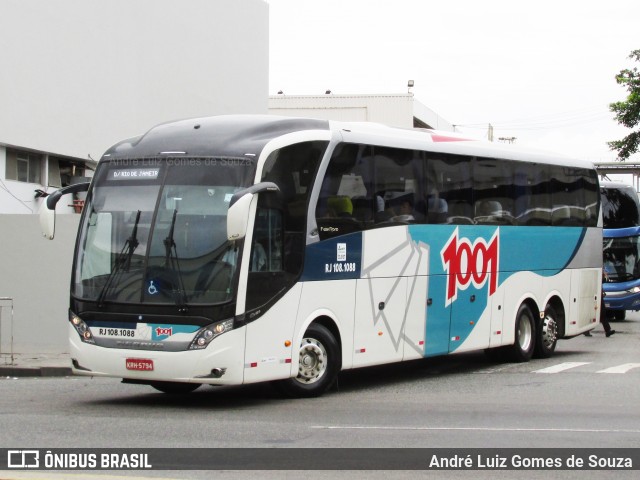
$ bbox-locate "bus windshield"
[603,236,640,283]
[73,157,256,305]
[602,184,640,228]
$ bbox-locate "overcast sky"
[268,0,640,167]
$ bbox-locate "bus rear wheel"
[507,304,536,362]
[534,305,558,358]
[275,323,340,398]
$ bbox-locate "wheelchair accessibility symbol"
[148,280,158,295]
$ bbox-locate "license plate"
[97,327,136,338]
[125,358,154,371]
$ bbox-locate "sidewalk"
[0,352,72,377]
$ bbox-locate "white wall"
[0,0,269,161]
[0,0,269,354]
[0,215,80,353]
[269,93,455,131]
[269,94,416,127]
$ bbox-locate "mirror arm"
[229,182,280,207]
[46,182,91,210]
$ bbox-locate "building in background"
[0,0,268,355]
[1,0,268,215]
[269,92,455,131]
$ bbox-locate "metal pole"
[0,297,14,365]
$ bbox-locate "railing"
[0,297,14,365]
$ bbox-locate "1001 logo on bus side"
[441,228,499,306]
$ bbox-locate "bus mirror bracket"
[39,182,90,240]
[227,182,280,241]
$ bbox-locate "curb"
[0,366,73,377]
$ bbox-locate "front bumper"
[602,290,640,311]
[69,323,246,385]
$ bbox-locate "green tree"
[609,49,640,160]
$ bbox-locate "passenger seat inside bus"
[316,195,361,239]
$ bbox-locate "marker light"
[189,319,234,350]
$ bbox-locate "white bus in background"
[41,115,602,397]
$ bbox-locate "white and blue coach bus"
[41,115,602,397]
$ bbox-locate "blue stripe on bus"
[408,225,587,355]
[603,226,640,238]
[301,226,587,356]
[301,234,363,281]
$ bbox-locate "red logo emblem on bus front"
[155,327,172,337]
[441,228,499,306]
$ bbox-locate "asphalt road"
[1,312,639,480]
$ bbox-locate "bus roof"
[329,119,594,169]
[600,180,636,190]
[101,114,594,171]
[102,115,330,159]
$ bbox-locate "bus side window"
[250,208,282,273]
[246,141,326,312]
[316,143,372,239]
[437,155,474,224]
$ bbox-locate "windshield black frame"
[72,157,256,307]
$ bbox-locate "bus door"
[440,226,500,353]
[569,269,600,331]
[352,227,428,367]
[424,274,452,356]
[448,286,498,353]
[243,141,326,383]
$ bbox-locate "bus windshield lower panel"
[73,158,255,305]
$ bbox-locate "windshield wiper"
[97,210,141,307]
[163,209,188,311]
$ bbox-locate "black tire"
[507,304,536,362]
[534,305,558,359]
[484,346,506,362]
[274,323,340,398]
[613,310,626,321]
[150,381,201,394]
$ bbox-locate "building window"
[6,149,42,184]
[49,156,86,187]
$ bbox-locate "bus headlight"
[189,319,234,350]
[69,311,95,344]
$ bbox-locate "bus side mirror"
[39,202,56,240]
[227,193,254,240]
[39,182,91,240]
[227,182,280,241]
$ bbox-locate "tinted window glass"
[373,146,424,225]
[602,184,640,228]
[473,158,515,225]
[316,146,597,232]
[437,155,474,224]
[513,162,551,225]
[316,143,373,240]
[246,141,326,311]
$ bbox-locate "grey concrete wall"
[0,0,269,160]
[0,214,80,353]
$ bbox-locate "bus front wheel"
[275,323,340,398]
[150,381,201,394]
[507,304,536,362]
